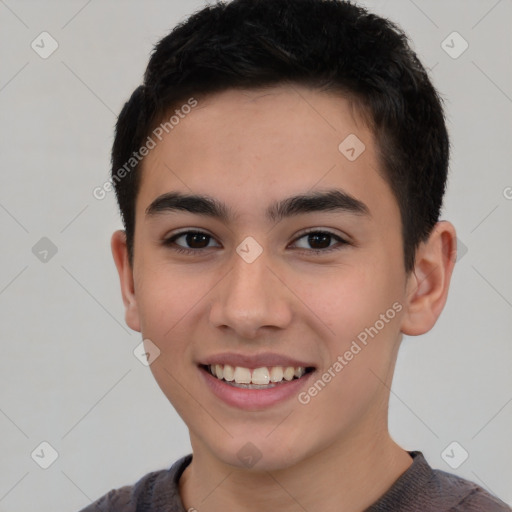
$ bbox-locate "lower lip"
[199,366,315,411]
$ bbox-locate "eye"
[290,230,349,254]
[163,229,350,256]
[163,230,221,255]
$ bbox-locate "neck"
[179,425,412,512]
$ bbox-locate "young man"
[81,0,510,510]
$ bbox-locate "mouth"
[200,363,315,389]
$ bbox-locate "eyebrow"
[145,188,370,223]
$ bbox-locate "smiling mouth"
[201,364,315,389]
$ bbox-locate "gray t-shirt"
[79,451,511,511]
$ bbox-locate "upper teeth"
[209,364,306,385]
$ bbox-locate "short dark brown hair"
[111,0,449,272]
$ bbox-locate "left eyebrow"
[267,189,370,222]
[145,188,370,222]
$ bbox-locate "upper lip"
[199,352,315,369]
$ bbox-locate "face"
[115,85,417,470]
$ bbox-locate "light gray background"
[0,1,511,510]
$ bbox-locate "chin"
[202,431,315,472]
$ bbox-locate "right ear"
[111,230,141,332]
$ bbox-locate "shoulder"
[429,467,511,512]
[78,483,135,512]
[77,455,192,512]
[367,451,511,512]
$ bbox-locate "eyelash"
[162,229,350,256]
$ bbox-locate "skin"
[112,85,457,512]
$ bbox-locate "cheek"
[296,258,404,394]
[135,264,210,349]
[135,268,208,410]
[299,262,400,337]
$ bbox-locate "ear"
[400,221,457,336]
[111,230,141,332]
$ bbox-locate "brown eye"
[306,232,332,249]
[182,232,210,248]
[292,230,349,254]
[163,230,221,254]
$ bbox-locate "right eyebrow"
[145,192,231,222]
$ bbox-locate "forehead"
[136,85,396,223]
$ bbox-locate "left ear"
[400,221,457,336]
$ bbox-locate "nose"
[208,247,293,339]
